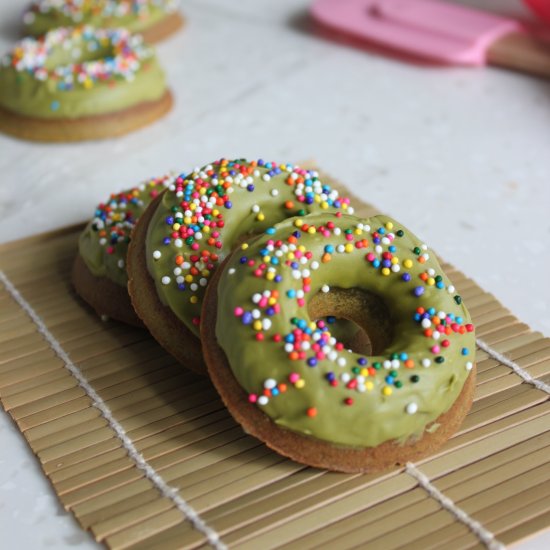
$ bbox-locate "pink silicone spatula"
[311,0,550,78]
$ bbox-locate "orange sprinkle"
[306,407,317,417]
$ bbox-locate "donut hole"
[44,35,115,70]
[308,287,393,356]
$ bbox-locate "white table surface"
[1,0,549,548]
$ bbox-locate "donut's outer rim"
[127,191,207,374]
[139,11,185,44]
[201,254,477,474]
[0,89,173,143]
[71,253,144,328]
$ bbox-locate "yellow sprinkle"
[190,203,196,211]
[381,267,390,276]
[173,223,181,231]
[403,259,413,269]
[201,269,210,277]
[314,195,321,203]
[391,257,399,264]
[241,243,249,250]
[203,226,210,233]
[263,255,271,263]
[360,368,369,377]
[427,277,435,286]
[268,297,277,305]
[365,381,374,391]
[257,213,265,221]
[382,386,393,396]
[309,322,317,330]
[345,243,354,253]
[199,188,206,195]
[288,252,295,260]
[307,226,316,234]
[213,209,219,216]
[295,379,305,389]
[386,222,394,230]
[298,245,306,252]
[253,320,262,331]
[294,219,304,227]
[265,272,275,281]
[321,202,329,210]
[342,203,348,209]
[83,79,93,89]
[184,217,192,224]
[190,296,198,304]
[185,274,193,283]
[354,228,363,235]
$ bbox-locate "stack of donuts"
[73,157,476,473]
[0,1,184,141]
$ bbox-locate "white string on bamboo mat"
[0,270,226,550]
[476,338,550,395]
[405,463,505,550]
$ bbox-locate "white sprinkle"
[428,268,436,276]
[190,283,198,291]
[174,239,183,248]
[383,360,392,369]
[311,261,319,270]
[337,357,347,367]
[270,189,279,197]
[466,361,473,371]
[117,259,124,269]
[406,403,418,415]
[153,250,161,260]
[422,358,431,368]
[321,284,330,293]
[448,285,455,293]
[257,396,269,406]
[252,309,261,319]
[264,378,277,389]
[228,268,236,275]
[262,319,272,330]
[336,245,345,253]
[284,343,294,353]
[341,373,351,383]
[421,318,431,328]
[391,264,400,273]
[252,205,260,213]
[161,276,170,285]
[391,359,400,369]
[252,293,262,304]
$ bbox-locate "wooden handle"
[487,31,550,79]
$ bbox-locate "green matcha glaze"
[79,173,176,286]
[215,213,475,448]
[23,1,176,37]
[145,159,355,337]
[0,27,167,119]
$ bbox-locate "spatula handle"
[487,31,550,78]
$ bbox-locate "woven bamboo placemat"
[1,171,549,550]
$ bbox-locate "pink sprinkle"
[297,298,305,307]
[289,373,299,383]
[366,253,375,262]
[191,243,199,250]
[259,298,268,308]
[248,394,258,403]
[345,234,353,241]
[431,345,440,354]
[303,285,311,292]
[234,307,244,317]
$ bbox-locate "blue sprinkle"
[287,289,296,298]
[358,357,367,366]
[50,100,60,111]
[402,273,411,282]
[224,201,232,209]
[242,312,253,325]
[413,286,425,297]
[271,388,279,396]
[266,227,276,235]
[307,358,318,367]
[461,348,469,356]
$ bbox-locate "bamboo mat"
[1,172,550,550]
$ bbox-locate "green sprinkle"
[410,375,420,383]
[435,356,445,364]
[394,380,403,388]
[454,295,462,305]
[396,230,404,237]
[413,246,421,255]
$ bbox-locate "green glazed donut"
[22,0,183,43]
[202,213,476,471]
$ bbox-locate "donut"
[127,158,354,373]
[22,0,184,44]
[72,172,177,326]
[0,27,172,142]
[201,213,476,473]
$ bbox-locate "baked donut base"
[201,259,477,474]
[0,89,173,143]
[127,192,206,374]
[140,11,185,44]
[71,254,143,327]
